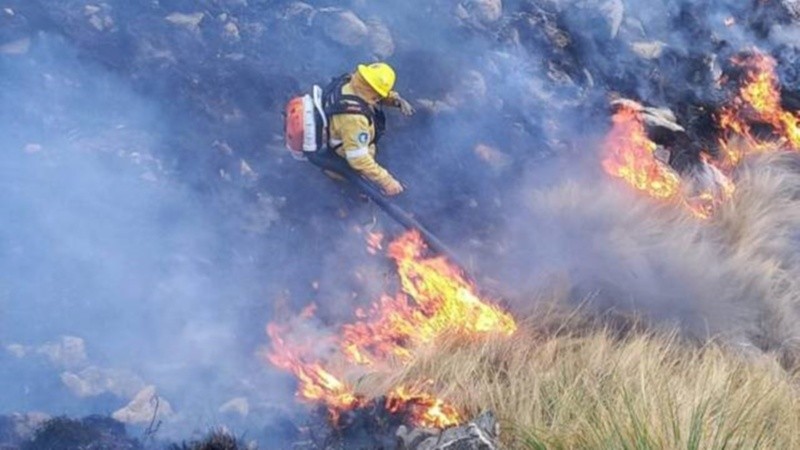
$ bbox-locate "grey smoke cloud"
[0,33,294,439]
[1,0,800,447]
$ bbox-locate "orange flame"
[388,384,462,429]
[718,51,800,167]
[602,103,734,219]
[266,230,516,428]
[602,49,800,218]
[602,104,682,200]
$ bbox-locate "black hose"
[307,152,466,269]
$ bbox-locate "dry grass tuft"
[355,151,800,448]
[366,309,800,449]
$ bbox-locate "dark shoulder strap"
[322,74,374,124]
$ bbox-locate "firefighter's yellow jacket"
[328,81,399,191]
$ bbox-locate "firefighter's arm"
[339,116,403,195]
[382,91,415,116]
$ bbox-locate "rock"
[318,9,368,47]
[165,11,205,31]
[84,3,114,32]
[571,0,624,38]
[112,386,174,424]
[419,69,489,114]
[367,19,395,58]
[611,99,685,133]
[223,20,240,41]
[397,411,500,450]
[781,0,800,21]
[219,397,250,417]
[461,0,503,24]
[631,41,666,60]
[474,144,511,170]
[240,159,257,181]
[280,2,316,25]
[61,366,145,398]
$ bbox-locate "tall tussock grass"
[369,152,800,449]
[374,311,800,449]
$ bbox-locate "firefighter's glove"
[393,93,416,116]
[383,178,404,196]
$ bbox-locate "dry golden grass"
[367,311,800,449]
[356,152,800,449]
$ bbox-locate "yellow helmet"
[357,62,396,98]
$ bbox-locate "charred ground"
[2,0,800,449]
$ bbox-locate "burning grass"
[266,229,516,429]
[372,311,800,449]
[268,150,800,442]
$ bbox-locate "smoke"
[0,33,298,439]
[2,0,800,447]
[486,148,800,358]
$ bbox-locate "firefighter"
[323,62,415,196]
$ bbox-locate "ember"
[266,230,516,428]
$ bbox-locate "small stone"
[611,99,685,133]
[112,386,174,424]
[781,0,800,21]
[474,144,511,169]
[398,412,500,450]
[631,41,666,59]
[88,14,105,31]
[462,0,503,23]
[165,12,205,31]
[224,21,240,41]
[281,2,315,24]
[60,366,145,398]
[240,159,257,180]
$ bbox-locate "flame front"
[265,230,515,428]
[718,51,800,167]
[602,49,800,218]
[343,231,516,366]
[601,103,735,219]
[602,104,682,200]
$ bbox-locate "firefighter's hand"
[383,179,404,196]
[396,95,416,116]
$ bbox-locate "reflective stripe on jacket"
[327,81,397,189]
